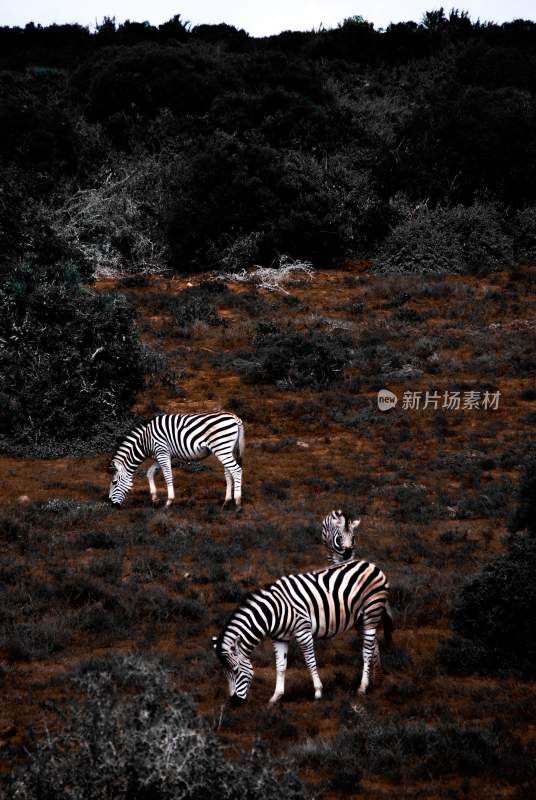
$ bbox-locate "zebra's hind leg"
[229,460,243,510]
[372,639,383,684]
[209,447,243,511]
[358,627,377,694]
[296,628,323,700]
[269,641,289,704]
[222,468,234,510]
[147,461,160,504]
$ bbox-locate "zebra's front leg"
[155,451,175,508]
[269,641,288,704]
[147,461,160,504]
[296,629,323,700]
[358,627,377,694]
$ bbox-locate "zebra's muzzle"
[229,693,246,707]
[343,548,353,560]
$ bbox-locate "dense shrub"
[5,656,309,800]
[53,154,173,277]
[513,207,536,264]
[157,282,227,332]
[0,264,144,451]
[375,201,513,274]
[291,708,530,784]
[438,534,536,677]
[240,322,352,388]
[167,133,386,272]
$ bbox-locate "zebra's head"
[322,509,360,564]
[213,634,254,704]
[108,460,133,507]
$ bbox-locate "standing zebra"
[108,412,245,508]
[322,509,360,564]
[213,559,392,704]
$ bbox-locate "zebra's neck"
[220,589,276,656]
[114,424,150,473]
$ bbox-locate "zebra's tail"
[382,602,394,647]
[235,420,246,467]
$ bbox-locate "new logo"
[377,389,398,411]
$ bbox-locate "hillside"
[1,263,535,798]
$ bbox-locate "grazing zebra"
[322,509,360,564]
[213,559,392,704]
[108,412,245,508]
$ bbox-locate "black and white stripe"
[322,509,360,564]
[109,412,245,508]
[214,559,392,704]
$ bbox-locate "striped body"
[109,412,245,508]
[214,559,392,703]
[321,509,360,564]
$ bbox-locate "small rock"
[296,441,309,448]
[17,495,31,505]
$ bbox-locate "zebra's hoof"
[234,505,243,515]
[221,501,231,510]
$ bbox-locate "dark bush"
[292,709,530,784]
[241,323,352,388]
[78,531,117,549]
[375,202,512,275]
[508,451,536,536]
[159,283,226,332]
[513,207,536,263]
[3,618,70,661]
[0,264,144,452]
[167,133,386,272]
[438,534,536,677]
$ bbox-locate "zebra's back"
[147,412,242,460]
[271,560,389,639]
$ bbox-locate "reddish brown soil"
[1,264,535,798]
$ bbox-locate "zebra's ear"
[350,518,361,531]
[107,460,117,474]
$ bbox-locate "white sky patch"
[2,1,535,34]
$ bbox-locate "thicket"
[291,708,532,786]
[438,533,536,677]
[5,655,309,800]
[375,201,513,274]
[240,322,352,388]
[3,12,536,277]
[0,263,144,453]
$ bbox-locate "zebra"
[213,558,392,705]
[322,509,360,564]
[108,412,245,509]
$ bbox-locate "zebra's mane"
[113,422,147,453]
[214,584,275,658]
